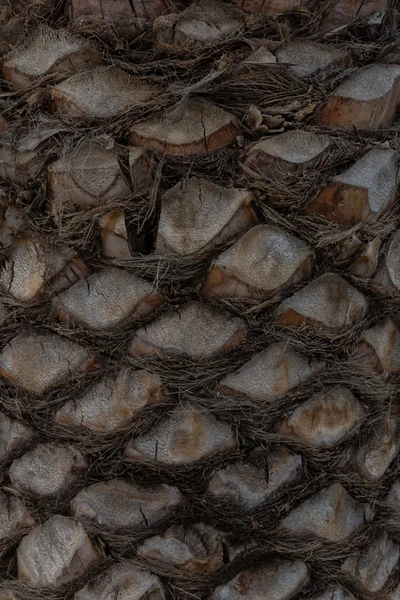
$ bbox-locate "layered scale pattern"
[0,1,400,599]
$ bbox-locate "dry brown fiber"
[0,0,400,599]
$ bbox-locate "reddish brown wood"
[1,28,102,90]
[319,64,400,130]
[130,100,239,156]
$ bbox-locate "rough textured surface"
[72,479,184,530]
[320,64,400,129]
[51,67,161,120]
[99,208,131,258]
[2,26,102,89]
[201,224,313,299]
[385,229,400,290]
[56,267,163,330]
[129,302,247,359]
[17,515,102,586]
[9,443,88,497]
[156,177,257,255]
[275,273,368,332]
[207,448,302,509]
[233,0,309,15]
[347,236,381,278]
[0,235,73,302]
[279,386,364,448]
[137,523,225,572]
[342,532,399,592]
[0,145,45,184]
[355,417,400,481]
[0,2,399,597]
[243,130,331,179]
[219,342,323,402]
[74,564,166,600]
[357,317,400,374]
[71,0,167,37]
[0,331,94,395]
[55,368,167,432]
[306,149,398,224]
[282,483,368,541]
[242,46,277,68]
[131,100,239,155]
[0,412,34,462]
[125,404,237,465]
[0,491,35,543]
[276,39,351,77]
[154,0,245,46]
[48,145,130,208]
[129,301,246,359]
[210,560,309,600]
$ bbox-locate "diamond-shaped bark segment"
[126,404,237,465]
[319,64,400,130]
[1,26,102,90]
[275,273,368,332]
[356,318,400,375]
[232,0,309,14]
[0,412,34,462]
[0,331,94,396]
[130,100,239,156]
[156,177,257,256]
[56,267,164,331]
[74,564,166,600]
[305,149,398,225]
[129,302,246,359]
[207,448,302,509]
[201,225,313,300]
[99,208,131,259]
[279,386,364,448]
[342,532,399,592]
[9,443,88,498]
[51,67,161,120]
[48,145,130,209]
[281,482,368,542]
[218,342,323,402]
[71,479,184,530]
[210,560,309,600]
[0,145,45,184]
[321,0,390,32]
[17,515,102,587]
[0,235,73,302]
[310,587,356,600]
[71,0,167,37]
[55,368,167,433]
[153,0,245,47]
[355,418,400,481]
[373,229,400,294]
[0,492,36,544]
[137,523,226,573]
[275,40,351,78]
[242,130,331,180]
